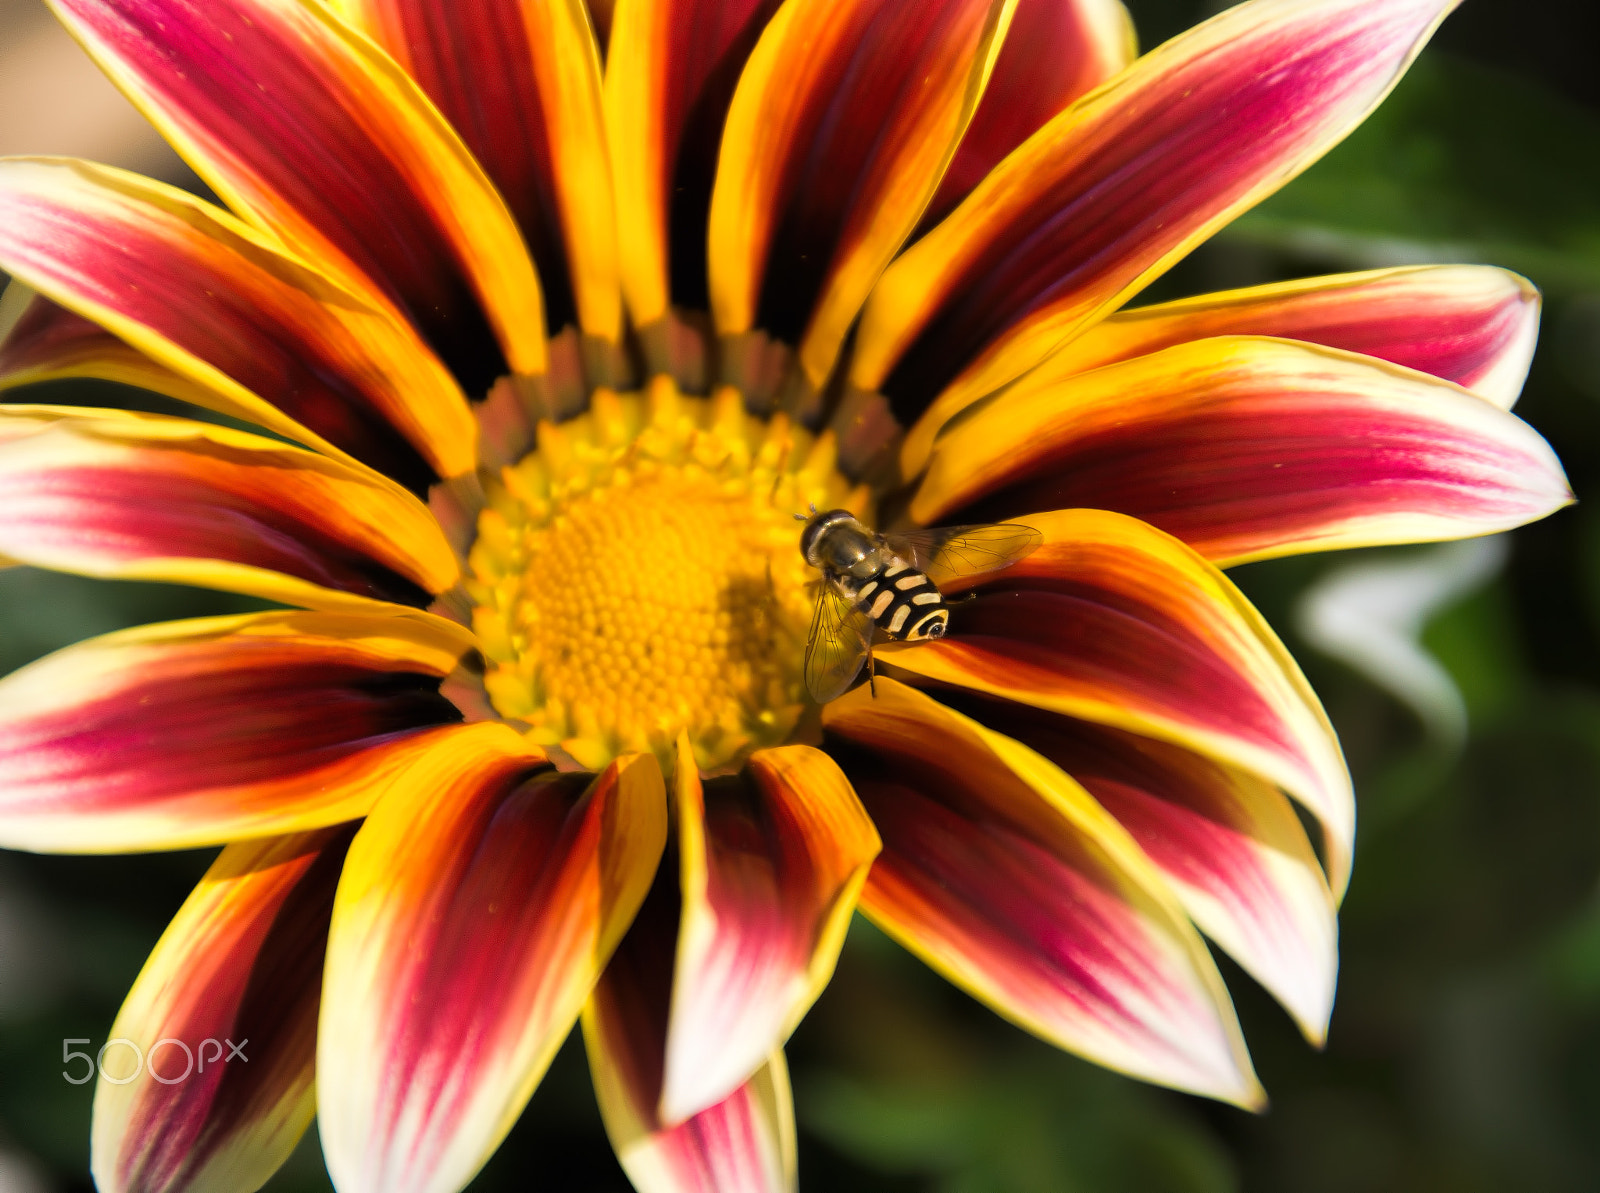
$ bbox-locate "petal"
[92,828,353,1193]
[913,337,1573,567]
[0,610,475,853]
[851,0,1459,477]
[1296,537,1507,747]
[824,679,1262,1107]
[875,508,1354,897]
[0,158,476,484]
[606,0,786,328]
[0,283,230,414]
[593,1046,796,1193]
[1024,265,1541,410]
[957,697,1337,1042]
[708,0,1015,390]
[330,0,618,341]
[318,751,667,1193]
[584,861,798,1193]
[923,0,1135,226]
[663,741,879,1123]
[0,407,459,610]
[48,0,547,381]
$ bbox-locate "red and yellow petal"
[318,751,667,1193]
[0,157,476,484]
[979,702,1337,1042]
[591,1038,797,1193]
[1026,265,1540,410]
[584,861,798,1193]
[0,283,238,419]
[92,828,353,1193]
[708,0,1015,390]
[876,508,1354,896]
[332,0,619,342]
[0,407,459,610]
[0,611,475,853]
[824,680,1263,1107]
[662,740,878,1124]
[851,0,1459,476]
[606,0,786,329]
[923,0,1136,225]
[913,338,1572,567]
[47,0,547,377]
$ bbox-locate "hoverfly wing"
[804,583,872,703]
[880,523,1043,586]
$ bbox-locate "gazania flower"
[0,0,1571,1188]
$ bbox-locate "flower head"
[0,0,1571,1190]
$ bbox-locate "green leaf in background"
[802,1058,1237,1193]
[1225,53,1600,294]
[797,921,1238,1193]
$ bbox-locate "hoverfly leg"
[947,590,979,605]
[866,640,877,698]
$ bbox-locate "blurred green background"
[3,0,1600,1189]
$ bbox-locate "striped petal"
[584,863,798,1193]
[824,679,1262,1107]
[913,338,1573,568]
[330,0,618,342]
[851,0,1459,477]
[663,742,878,1123]
[319,751,667,1193]
[92,828,353,1193]
[959,698,1337,1042]
[0,283,229,414]
[606,0,788,329]
[1024,266,1541,410]
[708,0,1015,390]
[0,158,475,485]
[0,611,474,853]
[0,408,459,610]
[923,0,1135,226]
[48,0,546,382]
[874,508,1354,897]
[594,1048,795,1193]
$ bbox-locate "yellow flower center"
[466,377,864,774]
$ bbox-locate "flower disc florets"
[465,376,864,773]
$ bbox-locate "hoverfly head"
[798,507,859,567]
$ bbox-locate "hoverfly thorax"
[801,508,881,578]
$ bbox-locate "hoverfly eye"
[926,621,946,639]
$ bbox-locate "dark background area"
[3,0,1600,1189]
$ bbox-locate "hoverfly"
[797,508,1042,703]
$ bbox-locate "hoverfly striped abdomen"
[839,560,949,641]
[798,508,1039,703]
